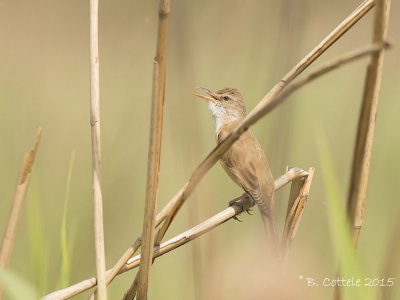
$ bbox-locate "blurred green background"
[0,0,399,299]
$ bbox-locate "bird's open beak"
[195,87,219,102]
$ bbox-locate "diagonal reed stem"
[120,168,312,275]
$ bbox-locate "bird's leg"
[229,193,255,221]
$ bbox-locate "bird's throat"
[208,101,243,134]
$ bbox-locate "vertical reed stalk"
[347,0,391,248]
[334,1,391,299]
[89,0,107,298]
[131,1,171,299]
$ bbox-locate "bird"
[196,86,278,250]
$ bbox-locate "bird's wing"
[221,157,272,218]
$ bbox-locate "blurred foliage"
[0,268,38,300]
[0,0,399,299]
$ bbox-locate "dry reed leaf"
[0,128,42,299]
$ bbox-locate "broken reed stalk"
[281,167,315,262]
[42,168,309,299]
[89,0,107,299]
[347,0,391,248]
[127,1,170,300]
[41,42,389,300]
[0,128,42,298]
[151,0,375,249]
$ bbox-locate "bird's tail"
[260,211,280,257]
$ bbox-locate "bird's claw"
[233,215,243,222]
[229,198,244,222]
[229,194,254,222]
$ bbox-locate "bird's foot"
[229,193,255,221]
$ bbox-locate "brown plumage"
[196,87,278,249]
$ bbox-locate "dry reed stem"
[42,21,388,300]
[89,0,107,298]
[151,0,375,248]
[41,168,307,299]
[131,1,170,300]
[281,167,315,262]
[0,128,42,298]
[346,0,391,248]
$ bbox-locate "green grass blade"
[316,129,372,300]
[27,176,49,295]
[58,150,76,289]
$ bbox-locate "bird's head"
[196,87,246,130]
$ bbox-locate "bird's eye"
[223,96,230,101]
